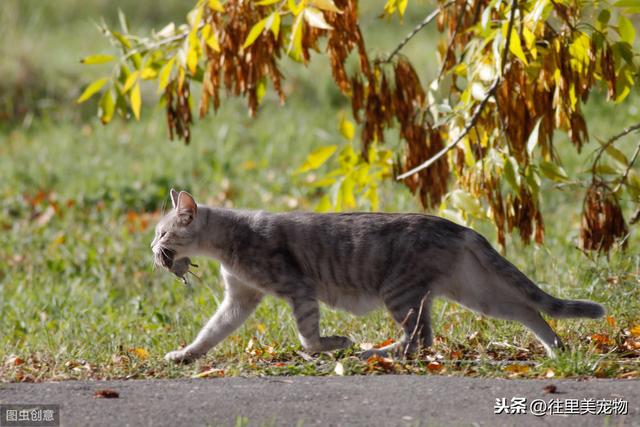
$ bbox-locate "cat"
[151,189,605,363]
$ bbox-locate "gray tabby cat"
[152,189,604,363]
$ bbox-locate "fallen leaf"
[334,361,344,376]
[94,389,119,398]
[374,338,395,349]
[543,384,557,394]
[544,369,555,378]
[35,205,56,227]
[427,361,445,373]
[618,371,639,379]
[623,337,640,350]
[272,362,286,367]
[503,364,530,375]
[6,356,24,366]
[193,368,224,378]
[130,348,149,360]
[366,355,395,373]
[630,325,640,337]
[606,316,616,327]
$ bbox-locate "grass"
[0,0,639,383]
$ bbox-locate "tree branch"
[613,140,640,193]
[396,77,500,180]
[379,1,454,64]
[397,0,518,181]
[591,122,640,177]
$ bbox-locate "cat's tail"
[468,232,605,319]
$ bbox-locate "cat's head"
[151,189,200,275]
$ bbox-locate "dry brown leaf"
[94,389,119,398]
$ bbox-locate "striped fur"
[153,190,604,363]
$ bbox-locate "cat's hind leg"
[165,269,263,363]
[362,287,433,359]
[288,292,353,353]
[517,308,564,357]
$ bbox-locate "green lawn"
[1,0,638,382]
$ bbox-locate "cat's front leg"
[289,292,353,353]
[165,271,263,363]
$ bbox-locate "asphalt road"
[1,376,638,427]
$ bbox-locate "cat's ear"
[170,188,180,209]
[176,191,197,225]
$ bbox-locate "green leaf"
[449,189,484,218]
[538,161,569,182]
[614,0,640,7]
[295,145,338,174]
[98,89,115,124]
[598,139,629,168]
[243,17,268,49]
[76,78,108,103]
[503,156,520,193]
[618,15,636,44]
[80,54,116,65]
[118,8,129,33]
[130,82,141,120]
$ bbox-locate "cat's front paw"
[164,349,199,364]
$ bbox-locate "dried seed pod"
[580,181,628,252]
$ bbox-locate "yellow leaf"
[205,29,220,52]
[315,195,332,212]
[312,0,341,13]
[140,67,157,80]
[122,71,139,93]
[208,0,224,12]
[504,364,530,374]
[295,145,338,174]
[256,323,266,333]
[288,14,304,56]
[81,54,116,65]
[339,115,355,141]
[98,89,115,124]
[243,17,268,49]
[288,0,304,15]
[397,0,408,16]
[130,82,141,120]
[508,29,528,65]
[630,325,640,337]
[131,347,149,360]
[256,0,280,5]
[76,78,108,103]
[303,7,333,30]
[158,59,175,92]
[193,368,224,378]
[270,12,281,39]
[187,32,200,74]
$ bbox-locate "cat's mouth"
[157,247,176,269]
